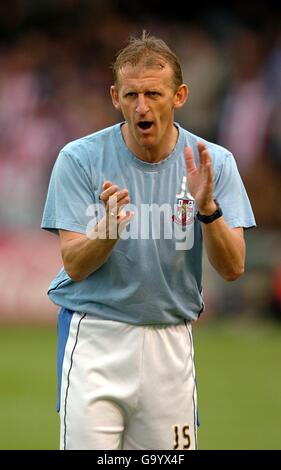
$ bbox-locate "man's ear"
[174,84,188,109]
[110,85,121,111]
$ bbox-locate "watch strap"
[197,199,223,224]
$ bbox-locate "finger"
[120,211,134,223]
[184,147,196,173]
[118,211,135,231]
[116,189,129,203]
[200,150,214,186]
[197,142,206,166]
[108,192,130,216]
[102,180,113,190]
[203,149,212,167]
[205,159,214,184]
[108,190,129,208]
[197,142,212,167]
[197,142,207,153]
[108,198,130,219]
[117,195,130,209]
[117,196,130,215]
[100,184,119,202]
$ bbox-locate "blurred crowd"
[0,0,280,229]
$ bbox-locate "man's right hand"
[98,180,134,238]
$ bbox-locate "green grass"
[193,320,281,450]
[0,327,58,450]
[0,321,280,449]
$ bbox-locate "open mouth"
[137,121,153,130]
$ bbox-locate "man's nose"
[136,95,149,115]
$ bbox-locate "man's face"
[111,63,186,152]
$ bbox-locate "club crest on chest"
[173,196,195,226]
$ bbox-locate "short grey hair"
[112,31,183,90]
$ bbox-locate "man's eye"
[147,92,159,97]
[125,92,136,97]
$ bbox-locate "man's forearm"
[63,238,117,281]
[201,218,245,281]
[61,217,119,282]
[62,235,118,282]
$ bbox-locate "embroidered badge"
[173,197,195,226]
[172,176,195,227]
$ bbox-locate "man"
[41,32,256,450]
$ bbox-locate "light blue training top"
[41,123,256,325]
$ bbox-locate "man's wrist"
[197,199,223,224]
[198,200,217,216]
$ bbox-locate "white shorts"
[58,309,198,450]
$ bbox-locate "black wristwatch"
[197,199,223,224]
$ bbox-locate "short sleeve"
[214,153,256,229]
[41,150,95,235]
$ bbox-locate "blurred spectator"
[218,28,273,174]
[217,27,281,228]
[176,25,227,142]
[265,32,281,170]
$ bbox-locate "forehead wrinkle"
[118,64,174,92]
[123,77,163,92]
